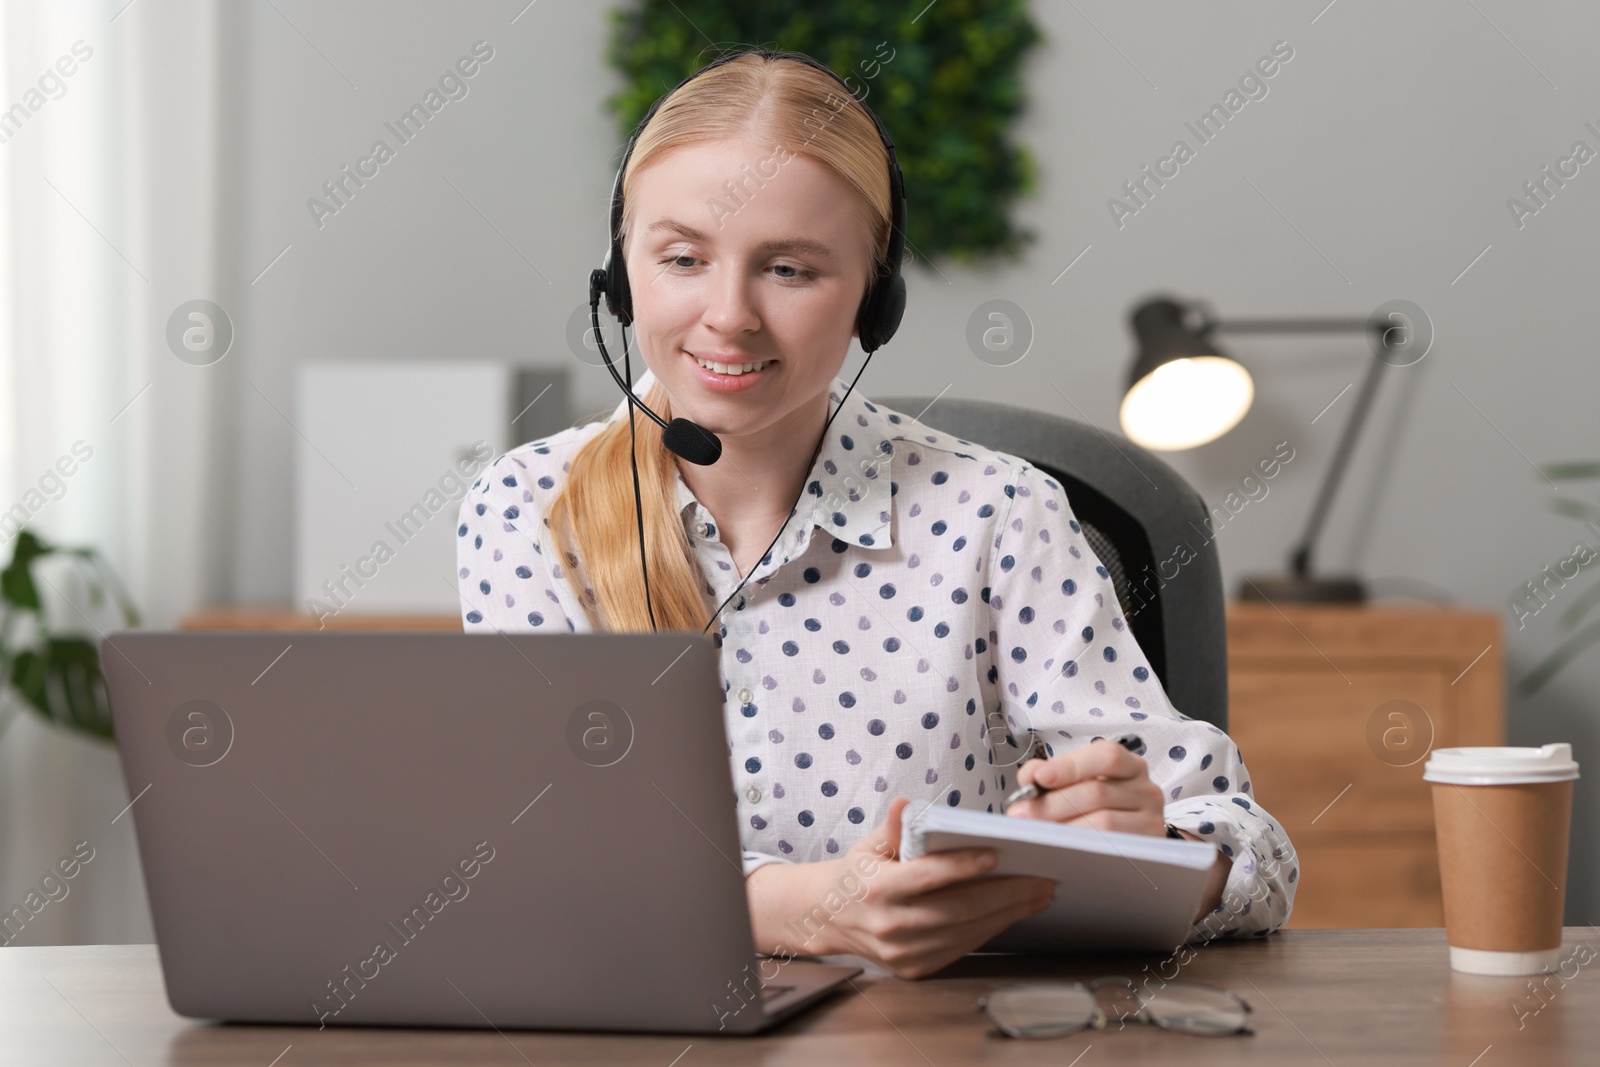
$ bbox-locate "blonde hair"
[546,52,894,633]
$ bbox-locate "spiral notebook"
[899,806,1219,953]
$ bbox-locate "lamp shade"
[1120,298,1253,451]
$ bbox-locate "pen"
[1001,733,1143,812]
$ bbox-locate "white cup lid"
[1423,743,1580,785]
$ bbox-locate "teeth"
[694,356,771,376]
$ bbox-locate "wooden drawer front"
[1287,834,1446,928]
[1227,668,1454,838]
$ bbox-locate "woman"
[457,51,1296,978]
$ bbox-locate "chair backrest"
[873,395,1227,732]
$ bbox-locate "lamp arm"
[1208,317,1372,336]
[1206,315,1390,580]
[1287,344,1388,577]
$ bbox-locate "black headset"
[585,47,908,635]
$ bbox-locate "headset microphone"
[588,269,722,466]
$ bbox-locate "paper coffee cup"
[1424,743,1579,976]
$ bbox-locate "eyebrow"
[644,218,837,259]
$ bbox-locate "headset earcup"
[859,272,906,352]
[879,272,906,346]
[609,242,633,326]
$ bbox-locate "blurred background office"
[2,0,1597,945]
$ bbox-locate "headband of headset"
[595,47,907,352]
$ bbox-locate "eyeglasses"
[977,976,1254,1038]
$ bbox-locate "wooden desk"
[4,931,1595,1064]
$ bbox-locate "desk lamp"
[1120,296,1405,604]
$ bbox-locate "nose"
[703,263,761,336]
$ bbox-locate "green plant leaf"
[1,528,51,610]
[72,547,142,628]
[1550,497,1600,520]
[1557,579,1600,630]
[1517,617,1600,698]
[0,529,135,744]
[1523,457,1600,691]
[604,0,1044,264]
[10,636,115,740]
[1540,462,1600,480]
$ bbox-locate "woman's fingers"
[818,848,1047,974]
[1008,745,1166,834]
[877,845,1000,900]
[850,795,911,863]
[872,883,1057,979]
[1008,775,1155,817]
[848,798,1015,903]
[1017,738,1142,789]
[1055,807,1167,836]
[890,872,1055,930]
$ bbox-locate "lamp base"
[1237,574,1366,603]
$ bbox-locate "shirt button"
[693,521,709,538]
[736,686,753,704]
[746,785,761,803]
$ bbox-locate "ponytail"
[545,379,710,632]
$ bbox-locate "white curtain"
[1,0,231,945]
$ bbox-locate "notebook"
[899,806,1219,953]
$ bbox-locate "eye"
[655,255,815,282]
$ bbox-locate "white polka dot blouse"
[456,373,1298,940]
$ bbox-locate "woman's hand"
[1007,739,1234,921]
[1004,736,1167,837]
[745,797,1056,979]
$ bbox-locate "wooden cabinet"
[1225,604,1502,929]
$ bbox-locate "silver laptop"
[101,631,859,1034]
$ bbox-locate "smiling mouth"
[687,353,776,376]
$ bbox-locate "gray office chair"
[874,395,1227,733]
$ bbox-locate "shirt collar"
[607,370,898,552]
[798,375,897,551]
